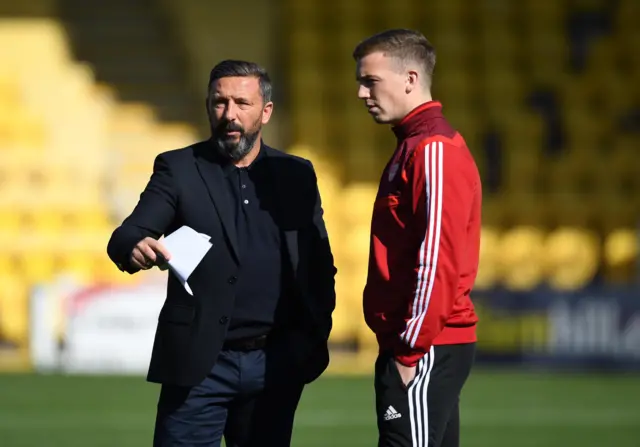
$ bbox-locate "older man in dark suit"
[107,59,337,447]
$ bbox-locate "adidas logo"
[383,405,402,421]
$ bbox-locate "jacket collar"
[392,101,443,141]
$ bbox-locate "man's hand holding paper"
[130,237,172,270]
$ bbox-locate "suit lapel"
[194,150,240,263]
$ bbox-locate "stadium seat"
[603,228,638,284]
[614,0,640,35]
[58,250,97,285]
[499,226,547,290]
[431,0,469,29]
[0,206,20,232]
[341,223,371,264]
[544,227,599,290]
[289,30,322,68]
[433,32,471,71]
[563,106,609,154]
[16,250,56,284]
[476,226,501,290]
[503,194,549,228]
[482,71,526,110]
[480,194,508,227]
[332,270,361,346]
[0,76,20,106]
[502,143,542,193]
[436,70,475,112]
[608,139,640,197]
[0,274,29,346]
[356,310,377,354]
[340,183,377,226]
[523,33,568,84]
[0,253,15,277]
[502,112,544,155]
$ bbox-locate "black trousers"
[374,343,476,447]
[153,343,304,447]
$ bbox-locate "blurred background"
[0,0,639,446]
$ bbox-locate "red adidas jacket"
[363,101,482,367]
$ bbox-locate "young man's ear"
[405,70,419,94]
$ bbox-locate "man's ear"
[262,101,274,125]
[406,70,419,94]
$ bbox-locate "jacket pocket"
[158,304,195,325]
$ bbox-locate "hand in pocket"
[394,360,417,387]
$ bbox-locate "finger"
[131,250,147,266]
[148,240,172,261]
[130,253,148,270]
[139,244,157,265]
[131,258,148,270]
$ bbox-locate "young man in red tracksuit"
[353,29,482,447]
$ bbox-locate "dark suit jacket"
[106,141,337,387]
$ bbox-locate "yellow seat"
[547,192,598,228]
[504,194,549,227]
[66,205,112,231]
[435,70,474,110]
[524,34,568,84]
[91,251,124,284]
[0,77,20,106]
[502,143,542,193]
[563,107,609,154]
[476,226,501,290]
[341,183,377,226]
[432,0,470,27]
[331,270,361,346]
[610,137,640,183]
[481,195,508,227]
[519,0,565,22]
[484,71,526,110]
[603,228,638,284]
[614,0,640,35]
[498,226,547,291]
[434,31,471,64]
[26,208,66,232]
[58,250,96,284]
[0,274,29,346]
[502,112,545,154]
[596,195,639,231]
[550,150,611,197]
[543,227,599,290]
[16,250,56,284]
[0,206,21,232]
[0,252,16,277]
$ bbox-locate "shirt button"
[241,184,246,189]
[243,199,249,204]
[227,275,237,284]
[219,316,229,324]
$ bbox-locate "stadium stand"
[0,0,638,365]
[0,18,198,357]
[282,0,639,350]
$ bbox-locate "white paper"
[160,226,213,295]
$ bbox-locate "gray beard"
[212,128,261,162]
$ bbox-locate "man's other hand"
[395,360,417,387]
[131,237,172,270]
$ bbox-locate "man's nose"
[357,85,369,100]
[223,102,238,120]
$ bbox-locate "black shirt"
[221,148,295,340]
